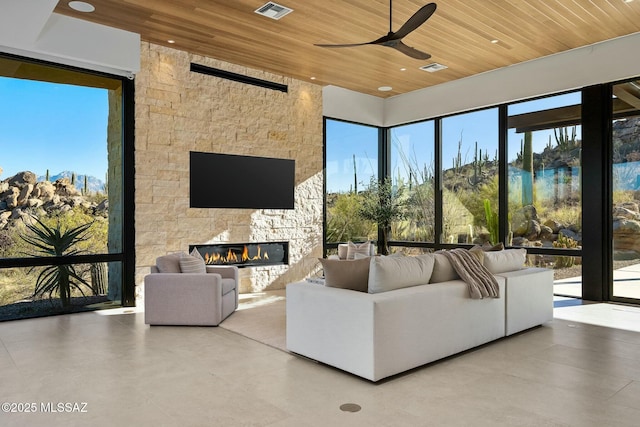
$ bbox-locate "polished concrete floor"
[1,298,640,426]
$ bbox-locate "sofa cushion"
[430,253,460,283]
[346,241,373,260]
[482,248,527,274]
[180,252,207,274]
[156,252,183,273]
[368,254,435,294]
[319,257,370,292]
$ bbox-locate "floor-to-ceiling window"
[441,108,499,245]
[0,54,134,321]
[324,78,640,305]
[324,119,379,251]
[507,93,583,297]
[389,121,435,244]
[611,79,640,302]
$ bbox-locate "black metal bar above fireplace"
[189,242,289,268]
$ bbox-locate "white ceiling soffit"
[0,0,140,76]
[0,0,58,46]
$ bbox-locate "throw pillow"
[430,252,460,283]
[346,241,372,260]
[468,246,485,265]
[179,252,207,274]
[190,247,204,260]
[319,257,370,292]
[368,254,435,294]
[156,252,183,273]
[482,248,527,274]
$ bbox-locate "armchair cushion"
[156,252,183,273]
[179,252,206,274]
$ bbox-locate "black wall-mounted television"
[190,151,295,209]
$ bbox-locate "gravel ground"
[0,295,111,322]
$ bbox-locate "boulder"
[17,184,34,206]
[539,225,554,240]
[4,187,19,209]
[7,171,36,187]
[543,219,562,233]
[26,198,44,208]
[613,218,640,233]
[53,178,81,197]
[620,201,639,212]
[613,206,640,220]
[511,236,530,247]
[32,181,55,202]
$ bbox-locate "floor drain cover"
[340,403,361,412]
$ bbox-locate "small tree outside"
[358,177,406,255]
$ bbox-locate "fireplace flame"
[203,245,270,265]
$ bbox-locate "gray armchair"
[144,253,239,326]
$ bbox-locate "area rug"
[219,290,288,352]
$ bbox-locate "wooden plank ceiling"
[54,0,640,98]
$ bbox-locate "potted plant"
[357,177,406,255]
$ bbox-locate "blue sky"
[0,77,108,180]
[327,91,582,192]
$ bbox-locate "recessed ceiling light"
[400,68,407,71]
[378,86,393,92]
[624,0,634,3]
[491,39,499,44]
[167,40,175,44]
[68,1,95,12]
[310,76,316,80]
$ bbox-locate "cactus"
[83,175,88,195]
[521,131,534,206]
[352,154,357,194]
[45,169,50,182]
[90,262,107,295]
[484,199,499,245]
[453,137,463,173]
[71,172,76,186]
[553,234,578,268]
[554,126,578,151]
[102,172,108,195]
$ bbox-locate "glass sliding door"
[507,92,582,296]
[611,79,640,302]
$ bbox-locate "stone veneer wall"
[134,42,323,298]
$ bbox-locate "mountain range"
[36,171,105,194]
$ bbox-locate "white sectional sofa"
[286,249,553,382]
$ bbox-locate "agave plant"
[21,216,93,308]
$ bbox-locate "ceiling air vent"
[420,63,448,73]
[255,2,293,20]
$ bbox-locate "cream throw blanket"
[441,249,500,299]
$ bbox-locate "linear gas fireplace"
[189,242,289,268]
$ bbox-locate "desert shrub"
[21,216,94,307]
[326,192,376,242]
[553,234,579,268]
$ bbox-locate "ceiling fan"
[315,1,437,60]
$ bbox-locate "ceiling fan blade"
[315,42,374,48]
[391,41,431,60]
[390,3,437,41]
